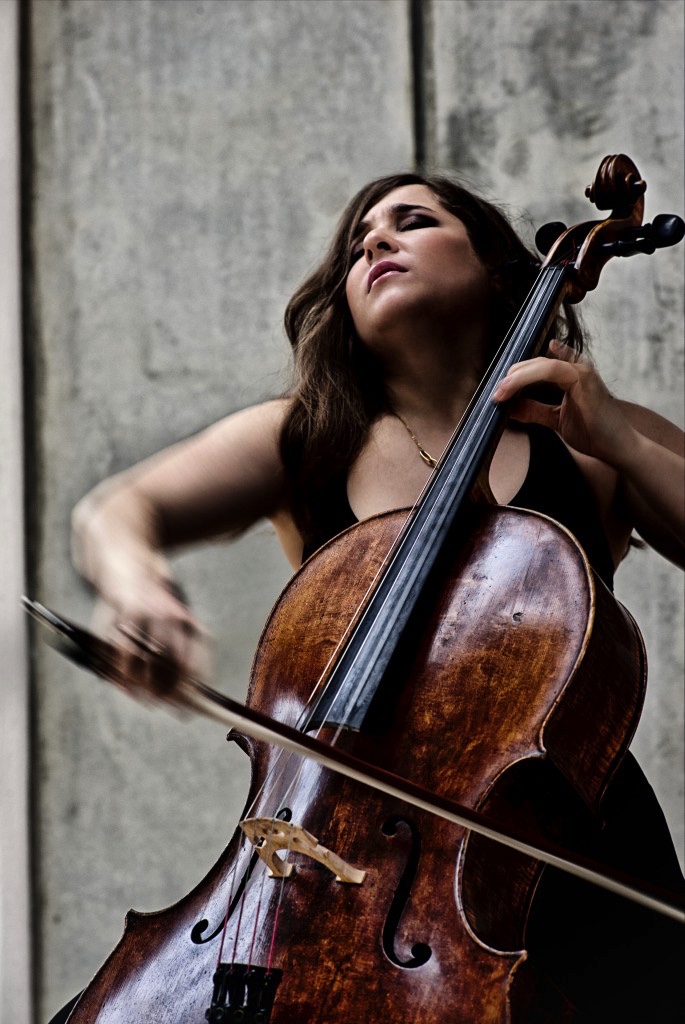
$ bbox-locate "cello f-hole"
[381,816,432,968]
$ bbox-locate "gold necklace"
[395,412,439,469]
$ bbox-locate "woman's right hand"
[70,470,213,705]
[70,400,294,703]
[89,571,211,707]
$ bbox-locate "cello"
[29,154,685,1022]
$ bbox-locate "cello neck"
[308,263,570,732]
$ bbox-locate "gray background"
[22,0,683,1018]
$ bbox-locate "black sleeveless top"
[302,424,616,589]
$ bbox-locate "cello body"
[65,504,646,1023]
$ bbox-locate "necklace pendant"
[394,410,440,469]
[418,447,438,469]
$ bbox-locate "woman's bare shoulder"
[201,397,290,446]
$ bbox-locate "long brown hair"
[280,172,584,541]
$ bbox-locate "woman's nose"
[364,228,396,261]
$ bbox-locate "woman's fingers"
[116,620,166,657]
[114,620,179,701]
[547,337,580,363]
[492,353,585,401]
[492,342,637,466]
[505,396,561,431]
[492,337,585,403]
[90,588,211,706]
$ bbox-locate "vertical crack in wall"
[410,0,435,171]
[18,1,42,1017]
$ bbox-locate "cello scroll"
[536,153,683,300]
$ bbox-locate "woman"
[64,173,683,1021]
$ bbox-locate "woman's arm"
[610,401,685,563]
[71,399,295,693]
[492,341,685,567]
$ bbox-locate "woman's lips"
[367,260,408,291]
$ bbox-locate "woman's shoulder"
[204,398,305,565]
[177,398,291,506]
[168,397,306,565]
[206,396,291,443]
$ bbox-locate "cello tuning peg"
[649,214,685,249]
[535,221,568,256]
[600,214,685,259]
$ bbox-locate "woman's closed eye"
[349,213,438,265]
[399,214,437,231]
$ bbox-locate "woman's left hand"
[492,339,636,468]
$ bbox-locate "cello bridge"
[239,817,366,884]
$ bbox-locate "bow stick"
[23,597,685,924]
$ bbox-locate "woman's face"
[345,184,490,349]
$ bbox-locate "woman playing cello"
[55,172,683,1021]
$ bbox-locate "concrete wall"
[21,0,683,1019]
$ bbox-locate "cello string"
[252,757,313,963]
[215,879,234,968]
[246,845,270,969]
[262,801,301,969]
[213,747,311,967]
[205,701,322,963]
[257,270,571,940]
[215,834,257,968]
[215,752,307,970]
[266,899,284,972]
[230,864,250,965]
